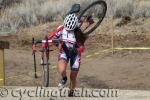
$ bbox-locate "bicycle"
[32,0,107,87]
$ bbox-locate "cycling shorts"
[58,52,81,71]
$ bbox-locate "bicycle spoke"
[79,0,107,35]
[42,49,49,87]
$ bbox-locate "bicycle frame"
[32,36,37,78]
[32,35,53,78]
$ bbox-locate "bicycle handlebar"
[34,37,77,46]
[35,40,42,44]
[34,39,58,45]
[41,40,53,43]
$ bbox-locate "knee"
[70,71,78,81]
[58,59,67,72]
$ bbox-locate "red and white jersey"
[48,25,85,54]
[54,25,76,48]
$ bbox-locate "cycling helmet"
[64,14,78,31]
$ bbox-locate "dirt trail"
[2,18,150,90]
[78,51,150,90]
[4,48,150,90]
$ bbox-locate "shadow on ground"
[79,75,110,89]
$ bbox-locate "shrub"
[0,0,150,34]
[133,1,150,18]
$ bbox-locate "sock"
[63,76,67,81]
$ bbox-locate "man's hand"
[52,39,59,47]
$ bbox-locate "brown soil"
[4,48,150,90]
[2,18,150,90]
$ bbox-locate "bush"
[0,0,150,35]
[105,0,134,17]
[0,0,91,34]
[0,0,21,9]
[133,1,150,18]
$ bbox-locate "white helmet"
[64,14,78,31]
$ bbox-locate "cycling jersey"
[48,25,84,54]
[47,25,84,71]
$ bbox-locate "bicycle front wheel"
[79,0,107,35]
[42,49,49,87]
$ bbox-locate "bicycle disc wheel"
[78,0,107,35]
[42,49,49,87]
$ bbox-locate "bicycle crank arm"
[40,63,51,65]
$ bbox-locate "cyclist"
[47,13,87,96]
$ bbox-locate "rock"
[114,16,131,27]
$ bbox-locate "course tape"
[6,47,150,80]
[0,79,3,81]
[85,47,150,58]
[115,47,150,50]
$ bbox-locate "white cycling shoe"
[58,77,67,91]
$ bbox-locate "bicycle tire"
[42,48,49,87]
[79,0,107,35]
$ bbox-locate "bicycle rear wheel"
[78,0,107,35]
[42,48,49,87]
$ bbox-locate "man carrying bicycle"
[33,1,107,97]
[40,4,88,96]
[48,13,86,96]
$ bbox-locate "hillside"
[0,0,150,35]
[1,0,150,93]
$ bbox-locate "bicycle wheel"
[78,0,107,35]
[42,48,49,87]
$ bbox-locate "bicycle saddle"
[65,4,80,16]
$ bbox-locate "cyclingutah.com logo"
[0,86,119,99]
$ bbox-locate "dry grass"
[106,0,134,17]
[0,0,150,35]
[106,0,150,18]
[134,0,150,18]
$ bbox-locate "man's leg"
[70,70,78,90]
[58,59,67,78]
[69,55,81,96]
[58,53,68,90]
